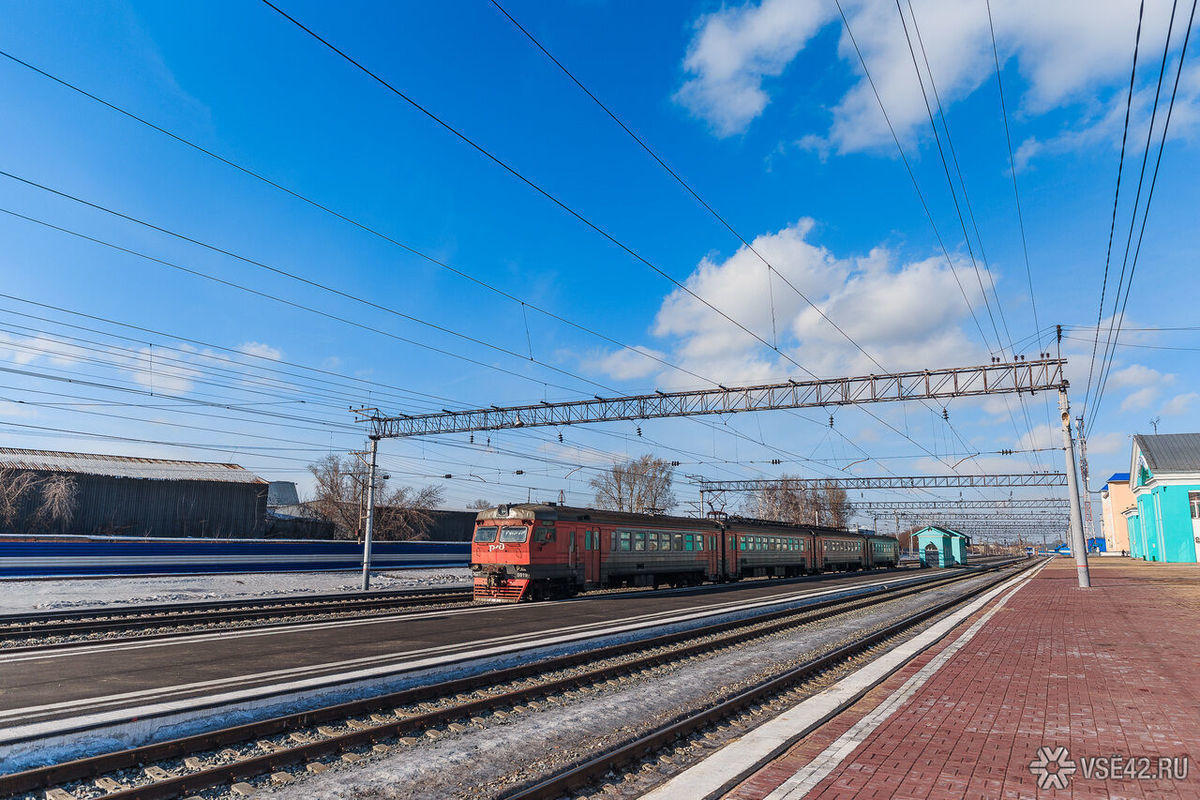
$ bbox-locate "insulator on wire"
[636,426,642,437]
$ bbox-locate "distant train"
[470,503,900,601]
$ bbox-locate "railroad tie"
[144,765,172,781]
[94,777,127,792]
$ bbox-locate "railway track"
[0,563,931,645]
[0,560,1025,800]
[505,558,1042,800]
[0,586,474,643]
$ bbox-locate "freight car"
[470,503,899,602]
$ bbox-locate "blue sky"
[1,0,1197,532]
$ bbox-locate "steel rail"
[0,588,473,641]
[501,559,1043,799]
[0,563,1019,799]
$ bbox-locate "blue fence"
[0,534,470,578]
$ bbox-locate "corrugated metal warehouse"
[0,447,267,538]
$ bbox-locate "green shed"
[914,525,971,567]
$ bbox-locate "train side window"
[474,526,498,543]
[633,531,646,551]
[647,533,659,551]
[697,536,704,551]
[584,531,592,550]
[672,533,683,551]
[533,526,555,543]
[683,534,693,551]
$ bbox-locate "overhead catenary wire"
[896,0,1047,471]
[1082,0,1148,414]
[489,0,996,478]
[2,35,970,489]
[1088,0,1197,436]
[260,0,984,481]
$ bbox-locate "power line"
[489,0,993,479]
[1088,0,1195,435]
[261,0,977,479]
[1083,0,1147,414]
[0,47,728,393]
[985,0,1043,355]
[897,0,1046,472]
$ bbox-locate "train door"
[587,528,602,585]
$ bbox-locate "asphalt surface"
[0,567,947,747]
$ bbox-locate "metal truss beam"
[849,499,1067,511]
[697,473,1067,491]
[363,359,1065,438]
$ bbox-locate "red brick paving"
[724,560,1200,800]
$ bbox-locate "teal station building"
[913,525,970,567]
[1126,433,1200,563]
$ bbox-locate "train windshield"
[499,525,529,543]
[473,526,499,543]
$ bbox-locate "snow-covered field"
[0,569,472,614]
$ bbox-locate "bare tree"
[36,474,78,531]
[307,455,446,541]
[590,454,676,514]
[747,476,850,528]
[465,499,493,510]
[0,468,42,531]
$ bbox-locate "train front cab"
[471,517,534,601]
[471,504,583,602]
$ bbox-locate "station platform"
[651,558,1200,799]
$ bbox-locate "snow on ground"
[0,569,472,614]
[259,573,1001,800]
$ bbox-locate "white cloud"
[0,333,86,367]
[237,341,284,362]
[1107,363,1170,389]
[1086,431,1126,455]
[1120,385,1160,412]
[583,345,670,381]
[677,0,1194,155]
[1162,391,1200,416]
[675,0,833,137]
[592,218,990,386]
[0,400,37,418]
[1016,422,1059,451]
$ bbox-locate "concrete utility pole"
[1059,388,1091,588]
[361,436,379,592]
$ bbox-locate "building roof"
[1132,433,1200,473]
[1107,472,1131,483]
[0,447,266,484]
[914,525,970,540]
[267,481,300,505]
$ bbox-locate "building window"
[1190,492,1200,520]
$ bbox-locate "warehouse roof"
[1133,433,1200,473]
[0,447,266,484]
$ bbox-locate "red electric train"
[470,503,900,602]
